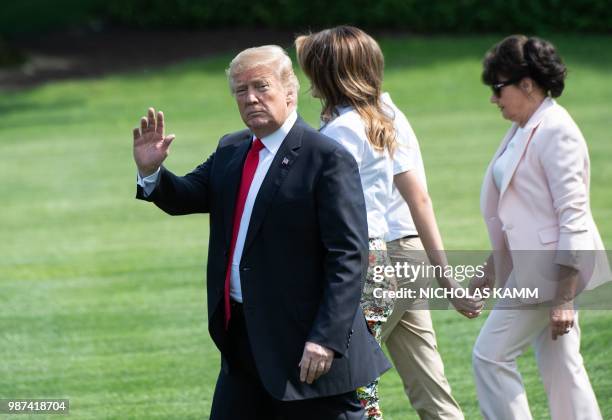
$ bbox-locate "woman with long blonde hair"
[296,26,398,420]
[297,26,483,419]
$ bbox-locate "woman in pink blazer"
[469,35,610,420]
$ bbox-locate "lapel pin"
[281,157,290,166]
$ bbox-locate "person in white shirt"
[380,93,470,420]
[296,26,399,420]
[297,26,484,420]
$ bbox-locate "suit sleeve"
[536,127,590,268]
[307,146,369,358]
[135,152,215,215]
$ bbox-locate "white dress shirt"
[138,111,298,302]
[320,102,393,239]
[381,93,429,242]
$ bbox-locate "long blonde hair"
[296,26,396,155]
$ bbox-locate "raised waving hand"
[133,107,175,176]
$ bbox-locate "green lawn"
[1,35,611,419]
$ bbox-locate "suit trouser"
[209,301,364,420]
[472,275,602,420]
[380,237,464,420]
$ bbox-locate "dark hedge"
[3,0,612,36]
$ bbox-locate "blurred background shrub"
[2,0,612,38]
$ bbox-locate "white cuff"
[137,167,161,196]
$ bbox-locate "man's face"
[233,66,292,138]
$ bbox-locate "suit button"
[241,267,251,272]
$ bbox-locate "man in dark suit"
[132,45,390,419]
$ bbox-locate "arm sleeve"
[135,152,215,215]
[393,123,419,175]
[307,146,369,358]
[536,128,590,268]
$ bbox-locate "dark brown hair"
[482,35,567,98]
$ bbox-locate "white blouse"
[381,93,429,242]
[320,105,394,239]
[493,126,526,190]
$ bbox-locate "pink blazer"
[480,98,610,302]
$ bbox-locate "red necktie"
[224,138,265,329]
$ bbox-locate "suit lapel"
[222,135,252,247]
[241,120,304,256]
[482,97,556,215]
[497,97,555,200]
[497,126,534,198]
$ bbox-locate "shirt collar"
[254,110,298,156]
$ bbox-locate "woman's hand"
[550,266,578,340]
[447,280,484,319]
[550,303,575,340]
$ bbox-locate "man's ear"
[286,89,297,108]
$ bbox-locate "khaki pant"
[381,237,464,420]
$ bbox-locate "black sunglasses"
[491,77,523,96]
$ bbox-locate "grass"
[1,34,611,419]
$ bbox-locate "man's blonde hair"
[227,45,300,105]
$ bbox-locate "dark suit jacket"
[136,116,390,400]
